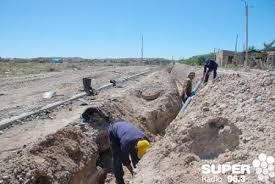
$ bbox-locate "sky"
[0,0,274,59]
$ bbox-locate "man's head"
[188,72,195,80]
[203,60,210,66]
[136,139,151,159]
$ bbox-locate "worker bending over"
[203,60,218,83]
[108,121,151,184]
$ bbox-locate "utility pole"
[172,56,175,65]
[235,34,239,53]
[213,48,216,61]
[141,35,143,62]
[234,34,239,65]
[243,0,249,68]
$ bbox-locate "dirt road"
[0,64,154,160]
[0,65,151,120]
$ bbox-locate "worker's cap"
[137,140,151,159]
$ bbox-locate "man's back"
[110,121,145,149]
[205,60,218,69]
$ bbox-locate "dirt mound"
[0,125,102,184]
[133,69,275,184]
[100,70,182,137]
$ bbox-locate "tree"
[248,45,256,51]
[251,51,267,60]
[183,56,205,65]
[263,40,275,51]
[180,52,217,66]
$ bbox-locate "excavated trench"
[65,71,182,184]
[1,68,244,184]
[0,70,182,184]
[73,71,183,184]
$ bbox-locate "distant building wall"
[234,53,245,65]
[216,50,234,66]
[267,51,275,66]
[216,50,249,66]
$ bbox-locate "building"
[216,50,245,66]
[267,51,275,67]
[215,49,275,67]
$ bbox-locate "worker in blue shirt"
[108,121,151,184]
[203,59,218,83]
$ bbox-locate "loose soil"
[0,68,182,184]
[132,64,275,184]
[1,63,274,184]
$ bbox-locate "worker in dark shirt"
[203,59,218,83]
[108,121,151,184]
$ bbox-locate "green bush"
[179,52,216,66]
[179,56,205,65]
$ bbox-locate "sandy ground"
[0,68,182,184]
[0,65,153,160]
[0,65,151,120]
[1,63,274,184]
[133,64,275,184]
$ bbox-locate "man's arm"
[181,84,186,98]
[185,79,192,97]
[203,67,209,81]
[203,65,207,74]
[121,149,131,165]
[121,148,134,175]
[126,165,134,175]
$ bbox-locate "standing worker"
[203,59,218,83]
[180,72,195,103]
[108,121,151,184]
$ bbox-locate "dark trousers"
[204,67,217,83]
[108,130,124,184]
[111,144,139,184]
[111,143,125,184]
[109,132,139,184]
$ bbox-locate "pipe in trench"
[175,79,202,120]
